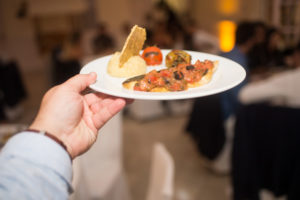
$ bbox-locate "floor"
[8,69,231,200]
[123,115,231,200]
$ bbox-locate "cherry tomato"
[142,46,163,65]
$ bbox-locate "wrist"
[26,128,72,160]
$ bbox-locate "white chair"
[70,112,131,200]
[70,158,91,200]
[146,143,175,200]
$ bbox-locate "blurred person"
[151,20,174,48]
[149,0,185,48]
[172,29,185,49]
[239,44,300,107]
[120,21,132,43]
[53,32,83,86]
[0,51,27,121]
[219,21,256,121]
[81,22,116,66]
[0,72,131,199]
[60,32,84,62]
[253,21,267,44]
[185,21,257,174]
[248,21,268,71]
[183,18,220,53]
[262,27,285,68]
[214,21,257,173]
[51,43,63,83]
[143,14,156,46]
[233,45,300,200]
[285,45,300,68]
[92,22,116,56]
[153,0,183,36]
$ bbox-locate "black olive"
[203,69,208,76]
[163,77,170,84]
[186,65,195,70]
[174,71,184,80]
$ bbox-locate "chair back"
[146,142,175,200]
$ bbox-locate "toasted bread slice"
[187,61,218,88]
[123,61,218,92]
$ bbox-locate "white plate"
[80,50,246,100]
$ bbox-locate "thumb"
[64,72,97,92]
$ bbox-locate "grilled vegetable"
[165,50,191,68]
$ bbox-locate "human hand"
[29,72,131,159]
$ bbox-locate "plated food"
[122,47,217,92]
[123,60,217,92]
[107,25,147,78]
[80,49,246,100]
[105,24,218,93]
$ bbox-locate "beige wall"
[94,0,152,48]
[0,0,269,71]
[94,0,268,45]
[0,0,87,71]
[190,0,266,36]
[94,0,130,48]
[0,0,43,71]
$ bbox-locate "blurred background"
[1,0,300,200]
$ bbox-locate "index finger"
[64,72,97,93]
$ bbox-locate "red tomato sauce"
[133,59,214,92]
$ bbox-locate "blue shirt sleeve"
[0,132,73,200]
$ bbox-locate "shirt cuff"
[1,132,72,185]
